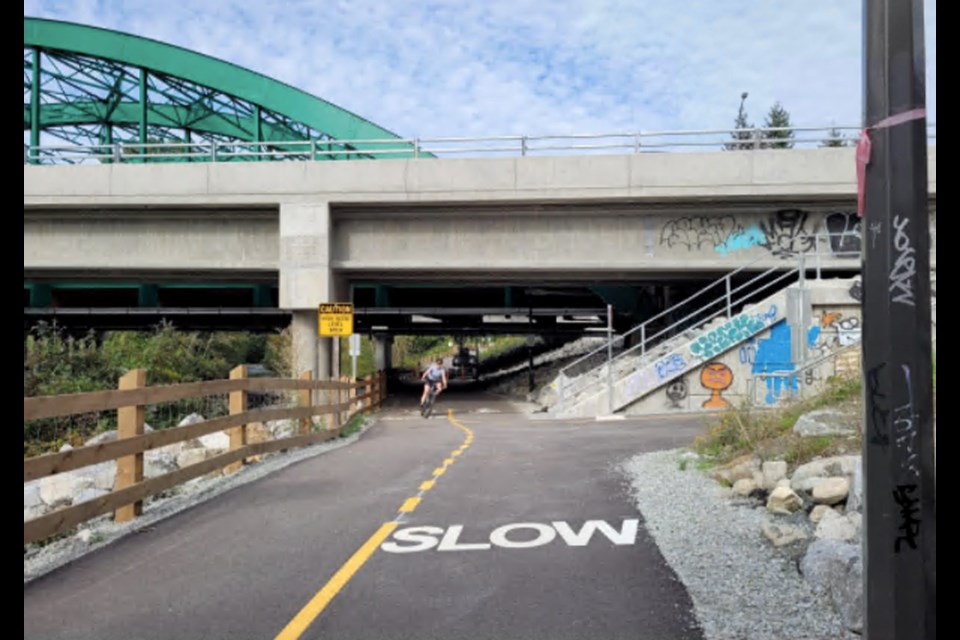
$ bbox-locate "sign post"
[348,333,361,380]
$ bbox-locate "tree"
[820,126,849,147]
[762,101,794,149]
[724,92,756,151]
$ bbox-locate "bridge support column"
[280,201,337,380]
[291,311,318,379]
[374,334,392,371]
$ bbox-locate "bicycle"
[420,381,441,418]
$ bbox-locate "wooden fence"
[23,367,387,545]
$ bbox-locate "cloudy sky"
[25,0,937,140]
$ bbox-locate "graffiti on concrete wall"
[701,362,733,409]
[803,368,821,387]
[654,353,688,379]
[625,352,690,402]
[738,338,758,365]
[837,317,862,346]
[752,320,823,404]
[759,209,816,257]
[689,305,778,360]
[848,279,863,302]
[659,216,741,251]
[809,311,862,353]
[752,322,799,404]
[657,208,933,260]
[825,212,861,257]
[714,226,766,256]
[665,379,688,409]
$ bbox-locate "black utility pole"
[862,1,935,639]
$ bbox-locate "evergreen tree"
[724,92,756,150]
[762,101,794,149]
[820,126,848,147]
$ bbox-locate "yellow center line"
[399,497,421,512]
[274,521,398,640]
[273,409,474,640]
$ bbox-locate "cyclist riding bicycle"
[420,358,448,407]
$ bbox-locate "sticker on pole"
[318,303,354,337]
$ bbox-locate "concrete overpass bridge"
[24,16,937,380]
[24,146,938,376]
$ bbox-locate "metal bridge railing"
[25,123,936,164]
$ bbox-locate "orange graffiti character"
[701,362,733,409]
[821,311,842,328]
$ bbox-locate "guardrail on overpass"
[25,124,937,164]
[23,367,386,545]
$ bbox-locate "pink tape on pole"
[856,107,927,217]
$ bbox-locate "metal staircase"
[552,256,806,417]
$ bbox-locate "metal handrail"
[555,225,900,405]
[558,251,792,382]
[26,123,936,164]
[555,250,797,384]
[559,264,801,403]
[557,269,774,402]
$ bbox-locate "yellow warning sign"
[318,303,354,337]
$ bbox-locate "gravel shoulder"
[621,448,858,640]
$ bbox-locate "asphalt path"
[24,387,710,640]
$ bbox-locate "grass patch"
[27,527,78,550]
[695,458,718,472]
[783,435,837,465]
[340,413,366,438]
[693,374,863,470]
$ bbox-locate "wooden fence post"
[299,370,313,435]
[360,375,367,414]
[349,374,358,417]
[379,369,387,407]
[115,368,146,523]
[225,365,248,475]
[365,375,373,414]
[333,376,343,431]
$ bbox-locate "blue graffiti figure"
[715,226,766,257]
[752,322,821,404]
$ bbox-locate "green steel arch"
[24,17,418,162]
